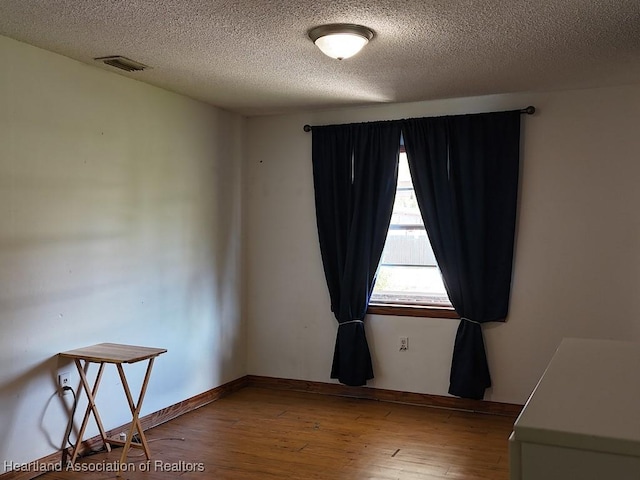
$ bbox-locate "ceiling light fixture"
[308,24,374,60]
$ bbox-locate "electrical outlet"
[399,336,409,351]
[58,372,70,396]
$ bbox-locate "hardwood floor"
[37,387,517,480]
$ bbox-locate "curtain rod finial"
[522,106,535,115]
[303,124,312,132]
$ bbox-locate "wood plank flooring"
[37,387,517,480]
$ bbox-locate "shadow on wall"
[0,356,76,468]
[211,115,244,384]
[180,112,245,388]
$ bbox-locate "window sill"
[367,303,459,319]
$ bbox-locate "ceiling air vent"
[94,56,148,72]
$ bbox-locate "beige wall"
[245,83,640,405]
[0,35,246,470]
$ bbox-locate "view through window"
[370,151,452,307]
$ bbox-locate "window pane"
[380,229,436,267]
[398,151,413,183]
[371,151,452,308]
[371,266,450,306]
[390,152,422,227]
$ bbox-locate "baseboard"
[246,375,523,417]
[0,376,248,480]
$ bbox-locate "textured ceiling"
[1,0,639,116]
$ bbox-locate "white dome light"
[309,24,374,60]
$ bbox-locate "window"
[368,150,457,318]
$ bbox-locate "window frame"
[367,147,458,319]
[367,303,458,318]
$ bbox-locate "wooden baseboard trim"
[246,375,523,417]
[0,376,248,480]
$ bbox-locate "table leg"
[69,360,111,463]
[115,357,156,474]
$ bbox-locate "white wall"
[0,35,246,471]
[245,83,640,405]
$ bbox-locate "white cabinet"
[510,338,640,480]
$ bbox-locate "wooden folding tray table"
[59,343,167,475]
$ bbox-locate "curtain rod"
[302,106,536,132]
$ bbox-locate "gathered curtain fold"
[311,122,401,386]
[401,111,521,399]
